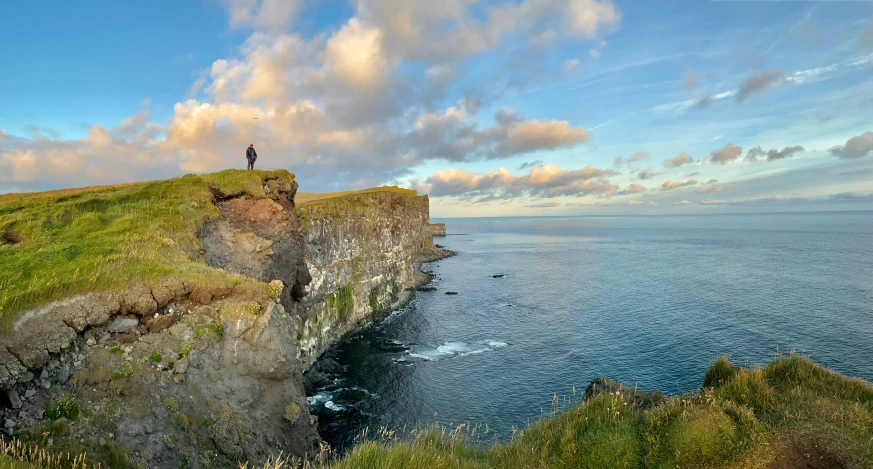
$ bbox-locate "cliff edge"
[0,170,448,468]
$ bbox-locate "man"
[246,144,258,170]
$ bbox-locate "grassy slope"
[0,170,294,332]
[325,355,873,469]
[295,186,418,206]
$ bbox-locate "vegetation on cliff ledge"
[0,170,294,332]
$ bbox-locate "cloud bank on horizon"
[1,0,872,216]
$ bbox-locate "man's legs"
[247,158,253,170]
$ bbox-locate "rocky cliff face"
[295,191,437,366]
[0,178,445,469]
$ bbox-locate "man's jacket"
[246,147,258,159]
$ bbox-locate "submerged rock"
[445,291,459,295]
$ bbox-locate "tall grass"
[0,170,293,332]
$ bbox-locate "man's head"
[249,144,254,148]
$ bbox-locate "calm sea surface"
[307,211,873,450]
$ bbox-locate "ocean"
[306,211,873,451]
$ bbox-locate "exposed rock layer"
[1,181,445,469]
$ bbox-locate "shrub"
[45,394,79,421]
[110,363,133,381]
[208,402,252,459]
[703,357,739,388]
[266,280,284,301]
[150,352,162,363]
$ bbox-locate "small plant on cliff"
[245,302,262,316]
[44,394,79,421]
[110,362,134,381]
[208,402,252,460]
[179,343,193,358]
[266,280,284,301]
[165,397,179,413]
[150,352,163,363]
[195,323,223,340]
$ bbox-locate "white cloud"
[411,163,618,200]
[661,179,698,191]
[664,151,693,168]
[226,0,301,30]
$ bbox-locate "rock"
[583,377,665,410]
[6,390,21,409]
[174,358,189,374]
[107,317,139,333]
[98,333,111,344]
[146,314,175,333]
[39,369,48,380]
[40,379,51,390]
[99,438,106,446]
[86,338,95,346]
[116,332,137,345]
[17,372,34,383]
[23,389,36,399]
[4,419,14,429]
[73,361,82,367]
[77,354,85,361]
[57,365,71,384]
[492,274,504,278]
[416,287,437,292]
[48,359,60,369]
[209,371,220,382]
[445,291,459,295]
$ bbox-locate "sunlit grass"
[300,354,873,469]
[0,169,294,332]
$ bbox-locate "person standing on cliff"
[246,144,258,170]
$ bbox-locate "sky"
[1,0,872,217]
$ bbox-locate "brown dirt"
[768,436,844,469]
[2,230,25,246]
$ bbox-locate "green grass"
[7,355,872,468]
[0,169,294,332]
[316,354,872,469]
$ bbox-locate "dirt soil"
[768,436,844,469]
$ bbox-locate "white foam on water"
[324,400,346,412]
[485,340,508,348]
[307,391,333,406]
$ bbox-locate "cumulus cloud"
[619,183,646,195]
[355,0,621,63]
[736,69,785,103]
[709,144,742,165]
[410,163,619,200]
[637,168,658,180]
[661,179,698,191]
[674,200,693,206]
[664,151,693,168]
[828,131,873,159]
[745,145,805,162]
[696,184,731,194]
[2,0,623,192]
[627,151,650,164]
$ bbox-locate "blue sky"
[1,0,871,216]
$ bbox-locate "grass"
[310,354,872,469]
[6,355,872,468]
[295,186,418,206]
[0,169,294,332]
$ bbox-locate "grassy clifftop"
[0,170,295,332]
[327,354,873,469]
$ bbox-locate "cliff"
[0,171,448,469]
[294,189,441,365]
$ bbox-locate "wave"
[405,340,508,362]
